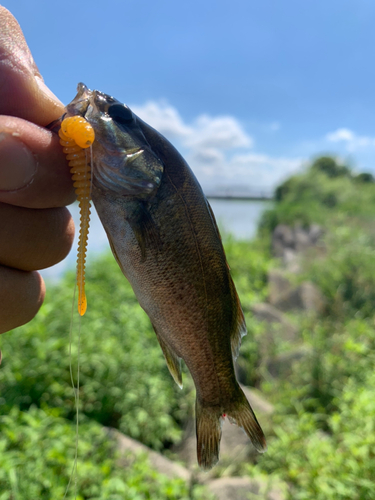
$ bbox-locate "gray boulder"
[107,428,191,482]
[268,270,293,305]
[272,224,295,258]
[207,476,286,500]
[251,302,299,342]
[271,223,324,271]
[272,281,325,314]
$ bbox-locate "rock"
[272,281,325,314]
[251,303,299,342]
[267,270,293,305]
[282,249,300,272]
[299,281,326,313]
[207,476,286,500]
[272,224,295,258]
[107,428,191,482]
[294,225,312,253]
[266,346,313,379]
[271,286,303,311]
[271,223,324,271]
[174,386,274,469]
[309,224,324,244]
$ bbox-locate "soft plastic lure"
[59,116,95,315]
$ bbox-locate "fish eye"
[108,104,134,125]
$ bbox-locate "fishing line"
[63,286,79,500]
[59,116,95,499]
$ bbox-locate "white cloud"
[132,101,252,149]
[131,100,302,190]
[131,101,191,139]
[185,115,252,150]
[326,127,375,152]
[188,150,303,189]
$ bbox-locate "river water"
[41,199,271,281]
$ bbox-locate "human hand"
[0,7,75,334]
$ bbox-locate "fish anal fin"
[229,277,247,361]
[153,326,183,389]
[195,399,222,471]
[226,386,267,454]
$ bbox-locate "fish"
[61,83,266,469]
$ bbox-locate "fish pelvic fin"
[196,399,222,471]
[153,327,183,389]
[227,385,267,454]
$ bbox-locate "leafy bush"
[300,224,375,319]
[0,253,191,450]
[244,157,375,498]
[260,156,375,233]
[0,236,268,449]
[257,369,375,499]
[310,156,351,179]
[0,406,206,499]
[222,235,272,307]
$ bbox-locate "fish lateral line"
[59,115,95,315]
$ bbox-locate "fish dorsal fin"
[152,325,183,389]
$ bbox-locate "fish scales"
[60,83,266,469]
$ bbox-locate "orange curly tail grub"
[59,116,95,316]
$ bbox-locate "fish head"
[65,83,164,198]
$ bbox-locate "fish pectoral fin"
[153,326,183,389]
[129,204,162,261]
[105,230,129,278]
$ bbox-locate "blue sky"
[3,0,375,191]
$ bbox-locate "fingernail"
[0,133,37,191]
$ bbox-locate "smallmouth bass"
[60,83,266,469]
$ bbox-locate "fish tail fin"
[226,385,267,454]
[195,399,222,471]
[195,388,267,471]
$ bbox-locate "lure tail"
[195,386,266,470]
[59,116,95,315]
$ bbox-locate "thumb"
[0,7,64,126]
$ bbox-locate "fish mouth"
[65,82,93,117]
[48,83,122,131]
[46,83,92,132]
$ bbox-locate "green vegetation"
[252,157,375,499]
[0,407,200,500]
[0,240,270,498]
[1,155,375,498]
